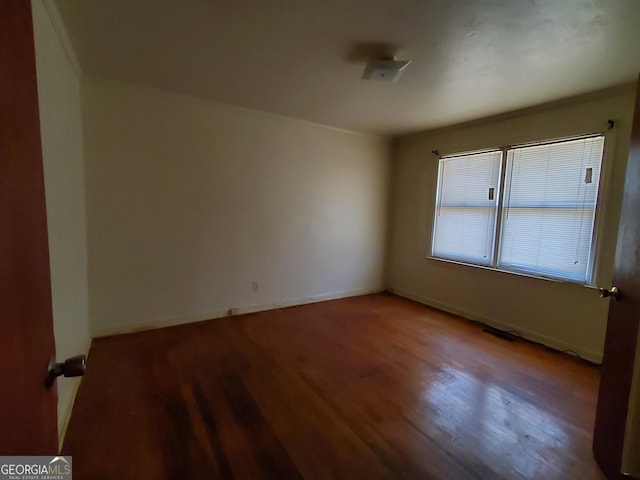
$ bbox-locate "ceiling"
[55,0,640,136]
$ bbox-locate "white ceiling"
[54,0,640,136]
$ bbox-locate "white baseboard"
[91,308,232,338]
[92,286,383,338]
[228,287,382,315]
[389,287,603,364]
[58,337,92,449]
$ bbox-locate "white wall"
[387,90,635,362]
[82,77,390,337]
[32,0,91,440]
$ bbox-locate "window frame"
[428,131,615,287]
[431,148,503,266]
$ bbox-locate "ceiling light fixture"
[362,57,412,82]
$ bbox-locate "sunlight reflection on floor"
[421,365,584,479]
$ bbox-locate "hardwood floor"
[63,293,604,480]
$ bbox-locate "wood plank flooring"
[63,293,604,479]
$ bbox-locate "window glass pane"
[432,151,502,264]
[499,136,604,282]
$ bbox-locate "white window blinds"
[498,136,604,282]
[430,134,606,284]
[432,150,502,264]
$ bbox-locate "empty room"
[3,0,640,479]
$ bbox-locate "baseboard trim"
[389,287,603,364]
[92,287,384,338]
[58,337,92,450]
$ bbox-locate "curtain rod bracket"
[608,119,614,130]
[432,149,439,156]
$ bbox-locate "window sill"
[426,255,600,291]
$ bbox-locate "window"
[431,135,605,284]
[432,150,502,265]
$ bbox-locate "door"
[0,0,58,454]
[623,343,640,476]
[593,75,640,479]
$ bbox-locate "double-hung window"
[431,135,605,284]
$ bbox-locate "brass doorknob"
[45,355,87,388]
[599,286,620,299]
